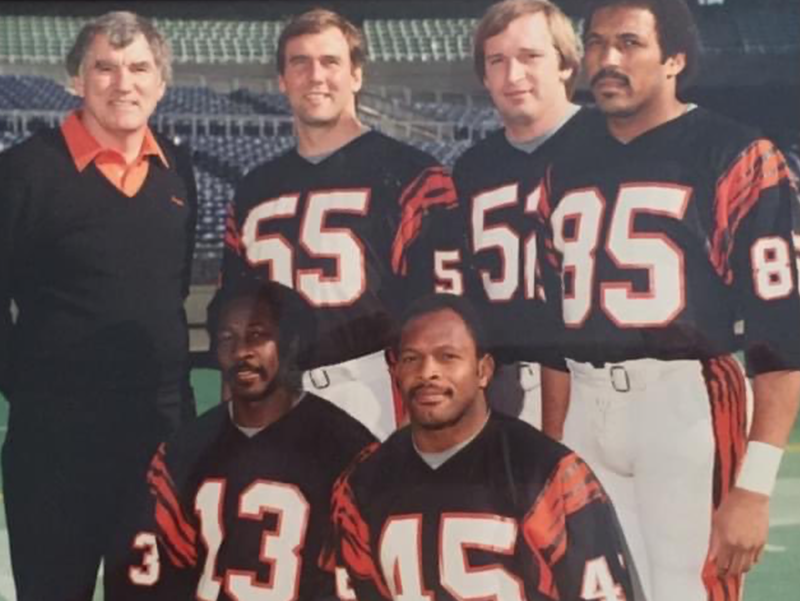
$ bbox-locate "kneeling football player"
[126,280,376,600]
[331,294,643,601]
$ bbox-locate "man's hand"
[708,487,770,576]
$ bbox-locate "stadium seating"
[738,9,800,53]
[411,100,500,130]
[156,86,289,116]
[0,75,290,117]
[0,75,79,111]
[0,130,22,152]
[2,12,797,65]
[363,18,474,62]
[415,139,472,166]
[0,15,283,65]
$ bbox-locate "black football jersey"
[128,395,375,600]
[332,413,639,601]
[540,107,800,371]
[222,131,458,368]
[452,110,592,364]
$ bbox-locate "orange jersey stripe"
[147,449,195,543]
[702,560,743,601]
[154,503,197,567]
[702,357,747,508]
[223,203,242,251]
[390,166,458,276]
[559,454,607,514]
[522,453,606,597]
[329,444,392,598]
[710,139,792,282]
[701,356,747,600]
[536,167,554,222]
[146,444,198,567]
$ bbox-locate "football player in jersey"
[222,8,458,440]
[452,0,588,429]
[538,1,800,600]
[125,280,376,599]
[330,294,641,601]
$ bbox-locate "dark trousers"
[2,384,195,601]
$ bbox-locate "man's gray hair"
[66,11,173,83]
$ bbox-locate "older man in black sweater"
[0,11,197,601]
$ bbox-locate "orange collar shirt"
[61,111,169,197]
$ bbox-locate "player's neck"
[504,99,579,143]
[607,97,688,143]
[231,386,298,429]
[295,113,365,158]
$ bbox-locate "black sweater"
[0,127,197,395]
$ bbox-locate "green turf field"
[0,369,797,600]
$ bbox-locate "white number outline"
[551,188,605,327]
[242,195,299,288]
[580,556,626,601]
[553,185,691,328]
[434,249,464,295]
[196,479,226,601]
[601,184,689,327]
[335,566,357,601]
[297,190,370,307]
[195,479,310,601]
[751,236,794,300]
[379,515,434,601]
[241,190,370,307]
[128,531,160,587]
[473,184,520,302]
[372,513,626,600]
[471,183,544,303]
[439,513,525,601]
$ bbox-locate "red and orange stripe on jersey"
[700,355,749,601]
[331,412,641,601]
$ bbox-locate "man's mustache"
[227,361,267,380]
[410,383,452,399]
[591,68,630,88]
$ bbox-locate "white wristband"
[736,441,784,497]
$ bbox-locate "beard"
[407,385,465,431]
[226,363,278,402]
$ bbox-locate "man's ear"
[351,65,363,94]
[477,353,495,389]
[72,75,85,98]
[665,52,686,80]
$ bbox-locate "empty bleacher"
[411,100,500,130]
[2,12,797,66]
[0,15,283,65]
[0,75,289,116]
[0,75,79,111]
[156,87,289,116]
[363,18,474,62]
